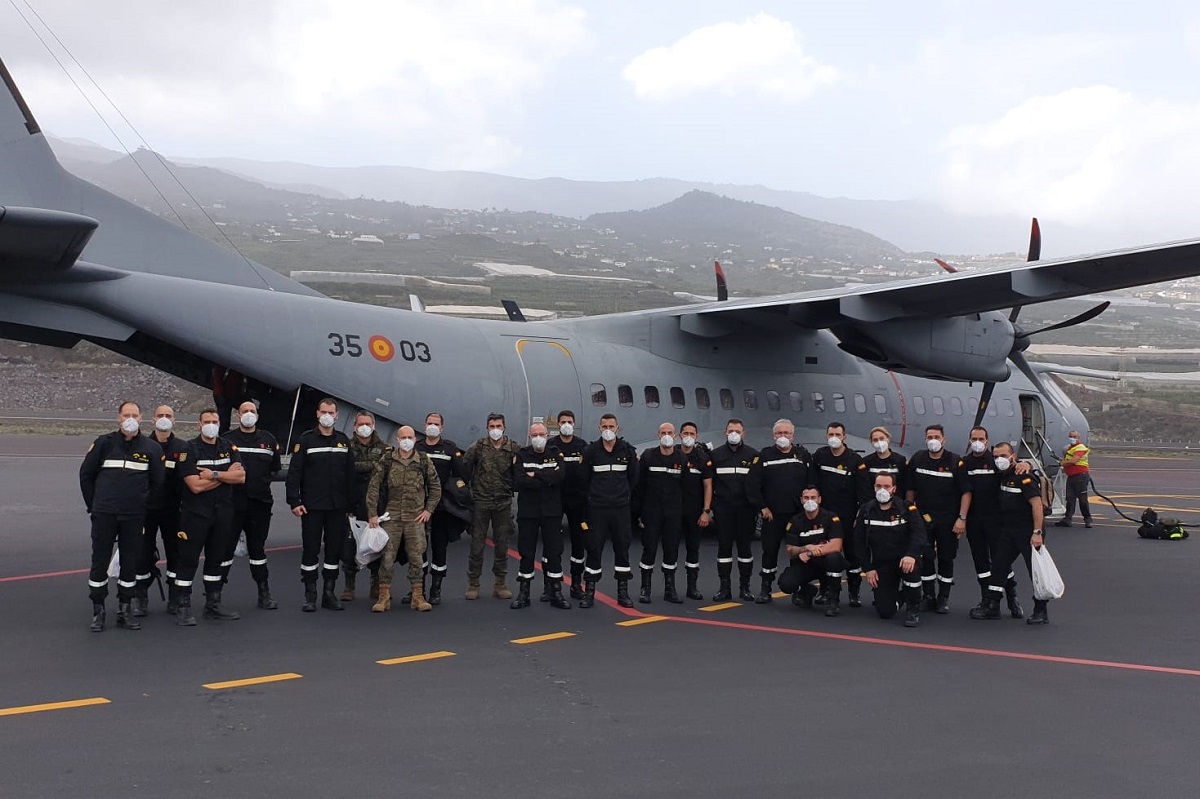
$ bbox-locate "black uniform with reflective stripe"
[514,445,565,518]
[79,430,165,515]
[861,451,908,497]
[581,438,638,508]
[178,436,241,517]
[998,470,1042,529]
[962,452,1002,515]
[906,451,971,515]
[225,428,281,505]
[784,508,843,546]
[146,432,189,512]
[285,428,356,510]
[709,442,755,506]
[852,500,927,572]
[746,444,811,515]
[678,444,713,509]
[811,446,870,516]
[636,446,687,514]
[415,437,465,485]
[552,435,589,506]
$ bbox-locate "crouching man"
[854,473,927,628]
[777,486,846,617]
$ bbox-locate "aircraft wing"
[673,239,1200,331]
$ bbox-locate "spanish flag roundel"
[369,335,394,362]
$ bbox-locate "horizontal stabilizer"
[0,205,97,271]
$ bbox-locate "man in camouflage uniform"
[366,426,441,612]
[340,410,392,602]
[463,412,519,600]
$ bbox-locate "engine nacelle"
[832,311,1015,381]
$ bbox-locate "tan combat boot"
[369,572,381,600]
[371,584,391,613]
[339,573,356,602]
[410,583,432,612]
[493,578,512,600]
[465,578,480,600]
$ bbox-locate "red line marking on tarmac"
[491,539,635,614]
[0,544,303,583]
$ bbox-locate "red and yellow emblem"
[368,335,394,362]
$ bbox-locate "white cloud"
[622,13,836,102]
[938,86,1200,234]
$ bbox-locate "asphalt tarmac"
[2,436,1199,797]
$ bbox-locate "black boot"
[737,561,755,602]
[429,572,444,606]
[578,580,596,609]
[166,583,179,615]
[919,581,937,612]
[90,601,106,633]
[935,581,952,614]
[904,588,922,627]
[301,581,318,613]
[713,562,733,601]
[132,587,149,617]
[203,589,241,621]
[969,594,1002,620]
[569,566,585,600]
[685,567,703,600]
[663,570,682,604]
[793,583,818,609]
[616,578,634,608]
[321,578,345,610]
[539,574,552,603]
[549,579,572,610]
[116,600,141,630]
[510,579,532,610]
[638,569,653,604]
[1027,599,1049,625]
[754,575,774,604]
[823,579,842,618]
[1006,582,1024,619]
[175,593,196,626]
[256,580,278,610]
[847,572,862,607]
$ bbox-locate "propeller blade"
[1011,351,1051,397]
[714,261,728,301]
[934,258,959,274]
[972,381,997,429]
[1027,217,1041,262]
[1021,301,1110,337]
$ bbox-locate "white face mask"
[994,456,1012,472]
[775,436,791,449]
[531,435,547,451]
[356,425,374,439]
[802,499,819,513]
[1068,437,1079,445]
[120,418,140,435]
[240,412,258,429]
[659,435,674,448]
[425,424,441,438]
[827,436,843,449]
[558,422,574,437]
[872,439,889,454]
[969,440,987,454]
[875,488,893,504]
[201,423,220,440]
[154,417,174,432]
[488,427,504,441]
[600,429,617,442]
[681,435,696,448]
[397,438,415,452]
[319,413,336,429]
[726,431,742,445]
[926,438,943,453]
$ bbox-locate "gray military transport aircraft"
[2,55,1199,469]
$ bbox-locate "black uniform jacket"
[285,428,356,510]
[80,430,165,515]
[514,445,565,518]
[225,428,281,506]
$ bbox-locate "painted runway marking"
[512,632,576,645]
[377,651,456,665]
[0,544,303,583]
[203,672,302,690]
[699,602,741,612]
[616,615,667,627]
[0,697,110,717]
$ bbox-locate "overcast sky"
[6,1,1200,245]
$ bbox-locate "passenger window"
[645,386,660,408]
[950,396,963,416]
[875,394,887,415]
[670,387,686,409]
[743,390,758,410]
[720,388,734,410]
[766,390,781,411]
[932,396,945,415]
[696,388,710,410]
[988,401,997,417]
[853,394,867,413]
[1003,398,1015,417]
[788,391,803,412]
[833,393,846,413]
[913,395,926,415]
[618,384,633,408]
[812,392,825,413]
[590,383,607,407]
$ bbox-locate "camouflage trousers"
[468,502,514,580]
[378,520,427,589]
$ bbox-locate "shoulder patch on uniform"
[1021,477,1032,484]
[86,442,94,453]
[907,504,918,512]
[957,459,965,467]
[785,522,792,531]
[752,456,760,464]
[293,444,300,453]
[856,463,866,470]
[230,444,238,451]
[178,452,188,462]
[831,515,840,522]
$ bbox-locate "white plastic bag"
[233,532,248,558]
[1031,544,1065,600]
[106,549,120,579]
[351,516,389,567]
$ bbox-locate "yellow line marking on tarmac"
[512,632,576,645]
[0,697,110,717]
[202,673,302,691]
[772,591,789,599]
[377,651,457,665]
[616,615,667,627]
[699,602,741,612]
[1109,501,1199,514]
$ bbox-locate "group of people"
[81,399,1071,632]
